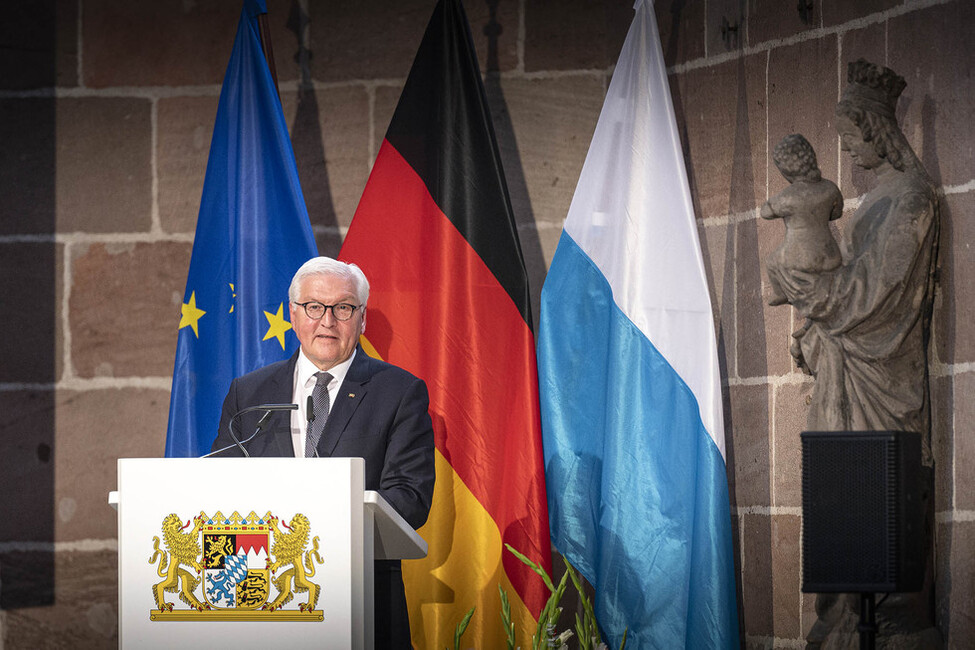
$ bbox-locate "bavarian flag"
[538,1,739,646]
[338,0,552,645]
[165,0,317,458]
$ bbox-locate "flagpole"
[257,12,280,99]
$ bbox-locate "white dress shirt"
[290,347,357,457]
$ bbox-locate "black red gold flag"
[339,0,552,645]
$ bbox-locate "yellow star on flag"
[179,291,206,338]
[263,302,292,350]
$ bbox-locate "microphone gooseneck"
[201,403,299,458]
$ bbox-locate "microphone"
[202,403,298,458]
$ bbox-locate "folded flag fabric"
[537,0,740,647]
[338,0,552,645]
[166,0,317,458]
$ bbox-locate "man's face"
[289,273,365,371]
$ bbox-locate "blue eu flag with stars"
[165,0,317,457]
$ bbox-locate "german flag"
[338,0,551,645]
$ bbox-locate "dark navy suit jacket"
[211,345,435,648]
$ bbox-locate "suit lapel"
[318,347,371,457]
[263,351,299,458]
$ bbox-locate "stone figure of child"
[761,133,843,306]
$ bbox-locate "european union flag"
[165,0,317,458]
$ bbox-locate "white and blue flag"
[537,1,739,647]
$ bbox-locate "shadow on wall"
[916,91,956,641]
[287,0,341,258]
[678,41,764,642]
[481,0,547,334]
[727,47,776,642]
[0,1,58,610]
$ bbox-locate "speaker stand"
[858,592,876,649]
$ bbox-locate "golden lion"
[149,513,208,611]
[264,513,323,612]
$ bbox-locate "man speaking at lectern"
[211,256,435,649]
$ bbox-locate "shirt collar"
[296,346,357,389]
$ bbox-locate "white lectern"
[111,458,426,650]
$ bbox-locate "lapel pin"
[348,393,355,398]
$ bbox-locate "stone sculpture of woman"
[767,60,941,648]
[780,59,939,443]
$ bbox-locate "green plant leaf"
[574,611,589,650]
[498,585,515,650]
[451,606,475,650]
[565,557,602,646]
[505,543,557,594]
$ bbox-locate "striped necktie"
[304,371,332,457]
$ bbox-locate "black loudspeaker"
[801,431,924,593]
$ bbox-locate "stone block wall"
[0,0,971,647]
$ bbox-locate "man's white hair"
[288,257,370,306]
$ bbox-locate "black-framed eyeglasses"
[293,301,360,321]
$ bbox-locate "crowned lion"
[264,513,323,612]
[149,513,208,611]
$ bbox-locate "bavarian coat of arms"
[148,510,323,621]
